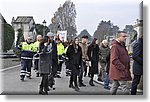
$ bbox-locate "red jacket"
[109,40,132,81]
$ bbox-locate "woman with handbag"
[38,36,52,95]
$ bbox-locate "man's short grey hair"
[47,32,54,37]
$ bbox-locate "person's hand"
[44,43,48,46]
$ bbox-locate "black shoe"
[26,76,31,79]
[79,83,86,87]
[36,73,40,77]
[20,75,25,81]
[39,90,45,95]
[47,87,50,91]
[44,87,49,95]
[89,79,95,86]
[74,86,80,91]
[56,75,61,78]
[69,84,75,88]
[39,86,45,95]
[84,73,87,77]
[88,73,91,77]
[97,78,103,82]
[44,91,48,95]
[104,86,110,90]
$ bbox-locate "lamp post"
[42,20,46,36]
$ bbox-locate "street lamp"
[42,20,46,36]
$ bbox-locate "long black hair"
[72,36,79,53]
[89,38,97,48]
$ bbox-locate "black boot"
[89,79,95,86]
[79,81,86,87]
[69,83,75,88]
[44,87,48,95]
[84,72,87,77]
[88,73,91,77]
[74,86,80,91]
[39,86,45,95]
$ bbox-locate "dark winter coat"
[51,40,58,65]
[106,51,110,74]
[38,42,52,74]
[87,44,99,74]
[66,45,82,75]
[51,40,58,74]
[109,40,132,81]
[132,38,143,75]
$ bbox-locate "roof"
[13,16,34,23]
[0,13,7,23]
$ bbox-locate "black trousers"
[70,72,78,87]
[57,61,63,72]
[131,75,142,95]
[40,74,49,91]
[69,65,79,87]
[34,59,39,70]
[52,61,58,77]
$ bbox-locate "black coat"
[132,38,143,75]
[66,45,82,75]
[106,51,110,74]
[52,41,58,65]
[87,44,99,74]
[51,41,58,74]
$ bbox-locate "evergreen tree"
[2,23,15,52]
[93,20,119,42]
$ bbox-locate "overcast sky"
[0,0,142,35]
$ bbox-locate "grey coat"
[38,43,52,74]
[99,44,110,63]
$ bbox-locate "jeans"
[78,61,85,83]
[104,72,110,88]
[34,59,39,70]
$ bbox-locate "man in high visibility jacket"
[33,35,43,77]
[18,36,34,81]
[56,38,65,78]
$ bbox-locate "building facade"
[11,16,36,46]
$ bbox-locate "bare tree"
[50,0,77,41]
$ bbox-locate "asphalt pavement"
[1,63,112,95]
[0,60,143,95]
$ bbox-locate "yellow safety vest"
[57,43,64,55]
[33,41,40,52]
[64,46,68,54]
[21,42,33,51]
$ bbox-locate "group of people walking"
[18,31,143,95]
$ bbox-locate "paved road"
[1,58,20,69]
[1,63,113,95]
[1,62,143,95]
